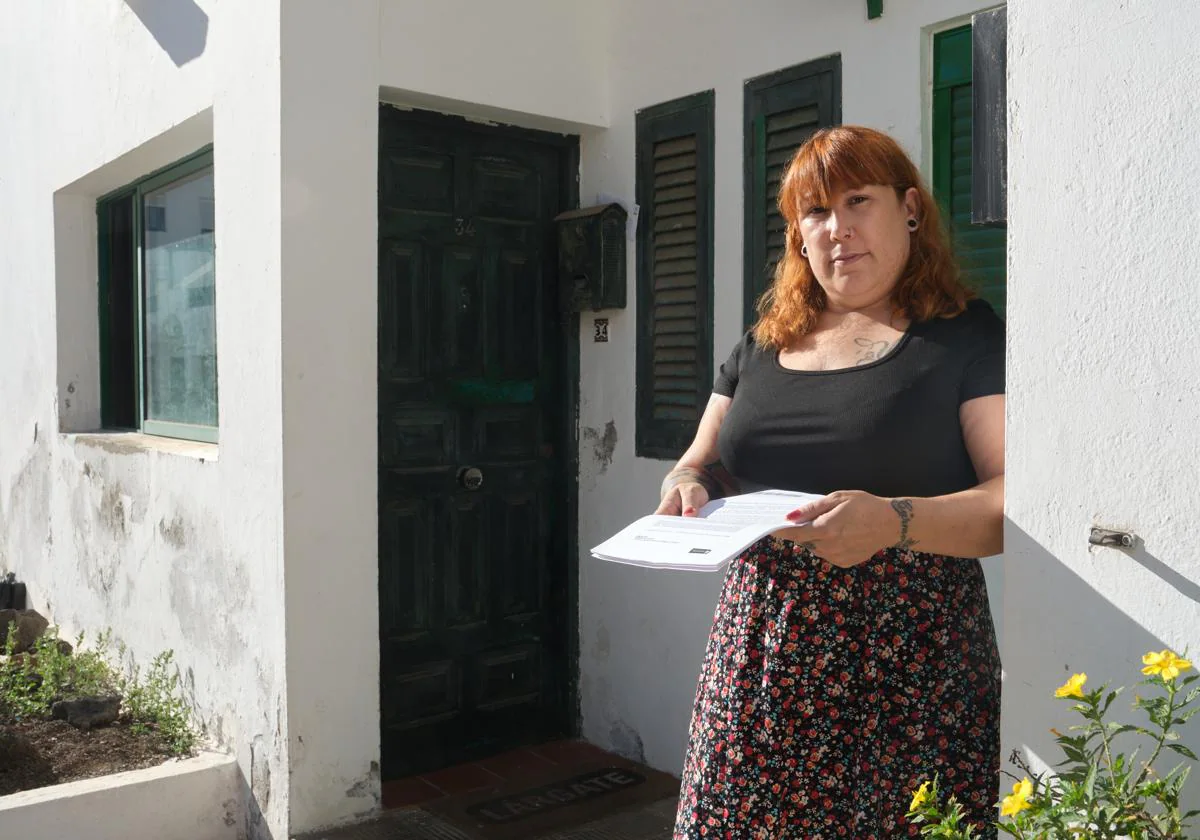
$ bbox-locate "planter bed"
[0,749,240,840]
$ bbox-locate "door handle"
[457,466,484,491]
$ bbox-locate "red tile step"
[381,739,630,811]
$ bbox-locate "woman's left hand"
[772,490,897,568]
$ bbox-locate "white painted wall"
[575,0,1010,775]
[1,2,610,836]
[279,0,381,832]
[377,0,608,131]
[0,752,240,840]
[0,3,289,839]
[276,2,608,833]
[24,0,1194,834]
[1004,0,1200,783]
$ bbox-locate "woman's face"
[797,184,920,311]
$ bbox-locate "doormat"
[424,759,679,840]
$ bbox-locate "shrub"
[908,650,1198,839]
[118,649,196,755]
[1,623,196,756]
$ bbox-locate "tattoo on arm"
[890,498,917,550]
[854,337,890,365]
[662,462,730,501]
[703,460,739,497]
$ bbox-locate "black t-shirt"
[714,299,1005,499]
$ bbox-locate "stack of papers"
[591,489,823,572]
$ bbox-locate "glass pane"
[142,168,218,429]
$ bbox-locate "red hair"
[752,125,972,349]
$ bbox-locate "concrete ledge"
[0,751,241,840]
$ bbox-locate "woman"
[664,126,1004,838]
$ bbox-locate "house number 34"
[454,217,476,237]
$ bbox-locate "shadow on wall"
[1000,522,1199,780]
[126,0,209,67]
[1129,544,1200,607]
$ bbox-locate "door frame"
[376,104,583,766]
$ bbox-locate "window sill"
[64,432,219,462]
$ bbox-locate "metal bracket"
[1089,527,1136,549]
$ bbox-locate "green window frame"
[744,55,841,328]
[635,91,715,460]
[98,147,218,443]
[932,26,1007,316]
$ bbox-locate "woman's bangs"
[782,132,896,218]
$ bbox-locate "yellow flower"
[999,777,1033,817]
[908,780,931,813]
[1054,673,1087,698]
[1142,649,1193,681]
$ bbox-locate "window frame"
[634,90,716,461]
[97,147,218,444]
[931,26,1008,316]
[742,55,841,329]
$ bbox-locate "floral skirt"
[674,538,1001,839]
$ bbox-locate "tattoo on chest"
[890,498,917,550]
[854,337,891,364]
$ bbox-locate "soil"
[0,715,176,797]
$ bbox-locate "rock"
[50,695,121,732]
[55,638,73,657]
[0,609,49,654]
[0,652,36,670]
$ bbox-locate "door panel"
[378,107,569,779]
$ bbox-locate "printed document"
[591,489,824,572]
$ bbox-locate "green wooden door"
[377,107,570,779]
[933,26,1007,317]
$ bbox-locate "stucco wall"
[1004,0,1200,780]
[2,2,610,836]
[378,0,608,131]
[0,3,289,838]
[277,2,608,833]
[575,0,1008,775]
[279,1,381,831]
[21,0,1194,835]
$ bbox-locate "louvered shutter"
[933,27,1007,317]
[744,56,841,327]
[635,92,715,460]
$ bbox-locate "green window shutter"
[933,26,1007,317]
[743,55,841,328]
[635,91,715,460]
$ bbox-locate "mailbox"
[554,203,627,312]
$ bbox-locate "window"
[933,26,1007,316]
[98,149,218,443]
[744,55,841,327]
[635,91,715,460]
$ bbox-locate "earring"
[907,218,919,232]
[801,245,808,258]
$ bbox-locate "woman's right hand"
[655,481,710,517]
